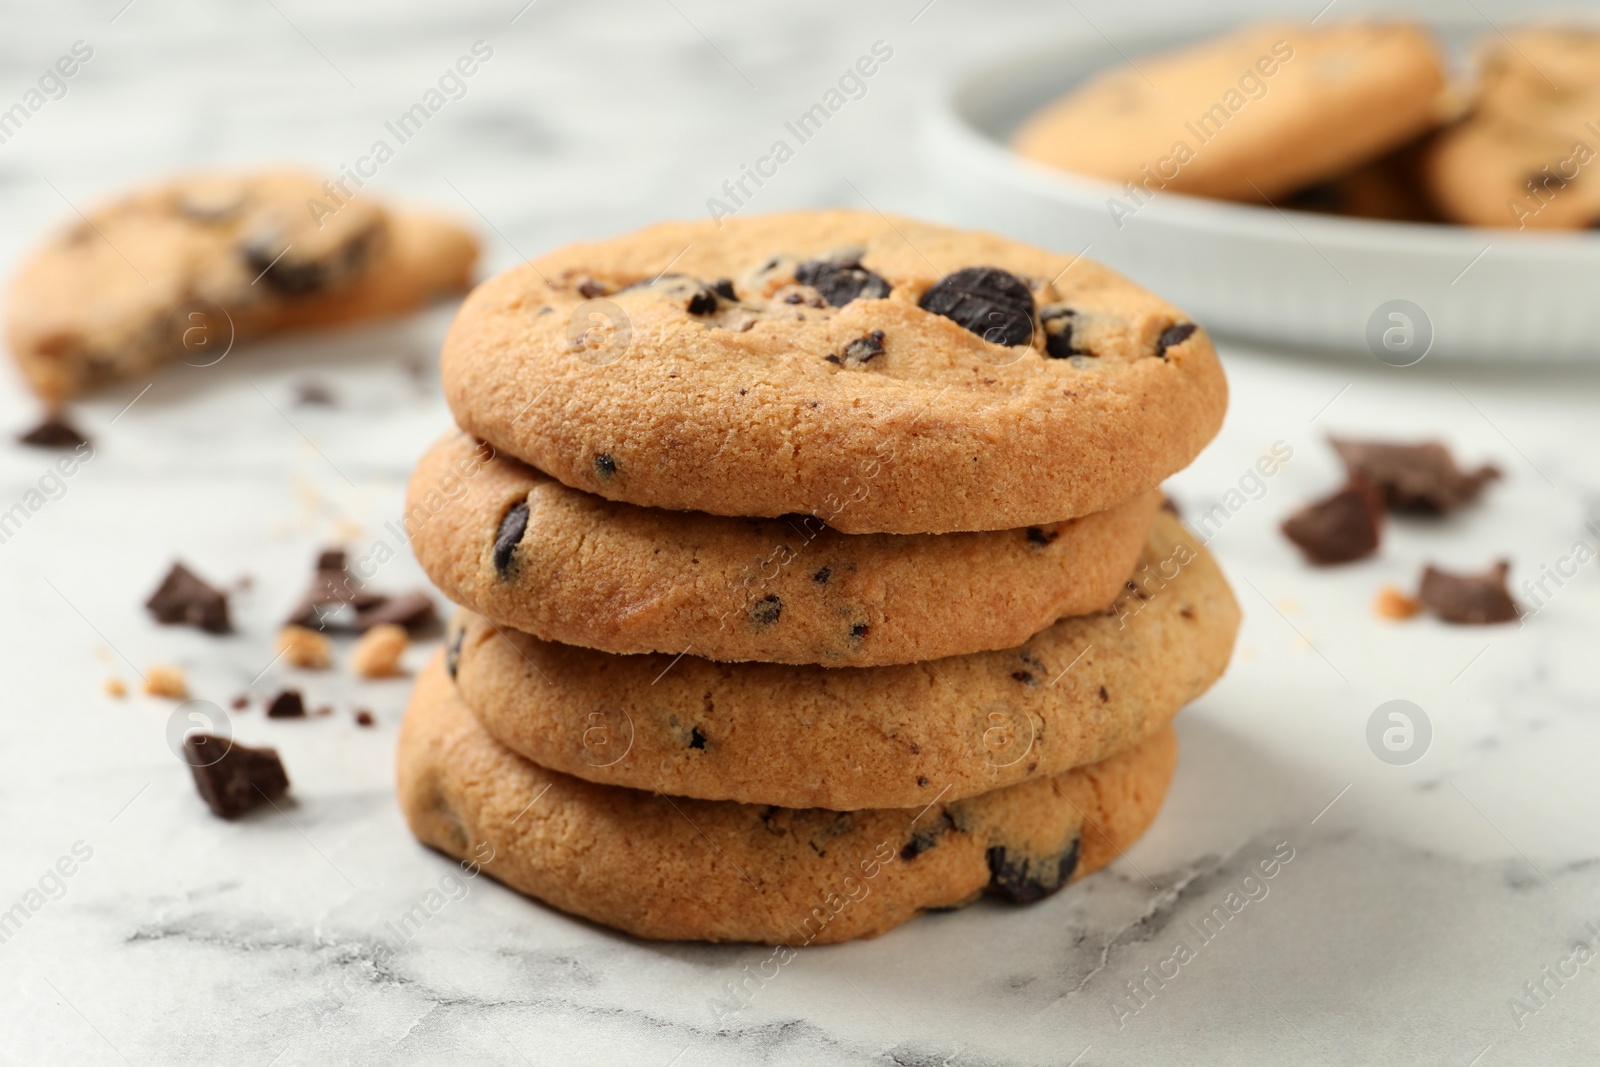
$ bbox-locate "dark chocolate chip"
[18,415,89,449]
[1156,323,1197,358]
[1098,686,1109,702]
[354,709,375,727]
[918,267,1035,347]
[241,232,371,296]
[1418,561,1521,624]
[916,775,930,787]
[446,627,465,680]
[750,595,782,626]
[987,838,1080,904]
[793,257,891,306]
[184,734,289,819]
[711,278,737,301]
[266,690,305,718]
[827,330,886,367]
[849,623,869,641]
[145,562,232,634]
[353,590,437,634]
[577,279,609,299]
[1026,526,1060,546]
[686,287,718,316]
[1160,496,1182,517]
[493,501,529,576]
[1011,670,1034,684]
[689,726,707,749]
[813,567,831,584]
[316,549,347,572]
[594,453,617,479]
[1281,479,1384,565]
[901,833,940,862]
[1039,306,1083,359]
[1330,438,1501,515]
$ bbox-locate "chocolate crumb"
[1330,438,1500,514]
[266,689,306,718]
[145,561,232,634]
[230,695,249,711]
[18,414,89,449]
[184,734,289,819]
[355,709,375,727]
[1281,479,1384,564]
[1418,561,1521,624]
[292,380,337,407]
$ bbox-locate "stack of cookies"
[397,211,1240,944]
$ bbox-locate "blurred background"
[2,1,1598,1064]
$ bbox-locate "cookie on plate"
[399,652,1177,945]
[8,169,479,402]
[441,210,1226,534]
[409,431,1162,666]
[1426,30,1600,229]
[449,510,1235,809]
[1012,22,1447,202]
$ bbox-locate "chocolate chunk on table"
[184,734,290,819]
[1331,437,1500,514]
[1281,479,1384,564]
[18,414,90,449]
[145,561,232,634]
[266,689,306,718]
[1418,560,1521,624]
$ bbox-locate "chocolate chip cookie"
[440,210,1226,534]
[8,169,479,402]
[449,511,1235,809]
[1012,22,1447,202]
[408,431,1161,666]
[398,652,1177,945]
[1425,30,1600,229]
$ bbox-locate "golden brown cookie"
[449,511,1235,809]
[1012,22,1447,202]
[398,652,1177,945]
[408,431,1161,666]
[1425,30,1600,229]
[7,169,479,402]
[440,210,1226,534]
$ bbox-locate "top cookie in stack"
[439,211,1227,537]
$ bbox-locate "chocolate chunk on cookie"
[918,266,1035,347]
[793,255,890,306]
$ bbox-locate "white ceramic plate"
[922,17,1600,363]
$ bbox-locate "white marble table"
[2,1,1599,1064]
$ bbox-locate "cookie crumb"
[104,677,127,698]
[1374,584,1422,620]
[143,664,188,699]
[350,623,408,678]
[277,625,332,669]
